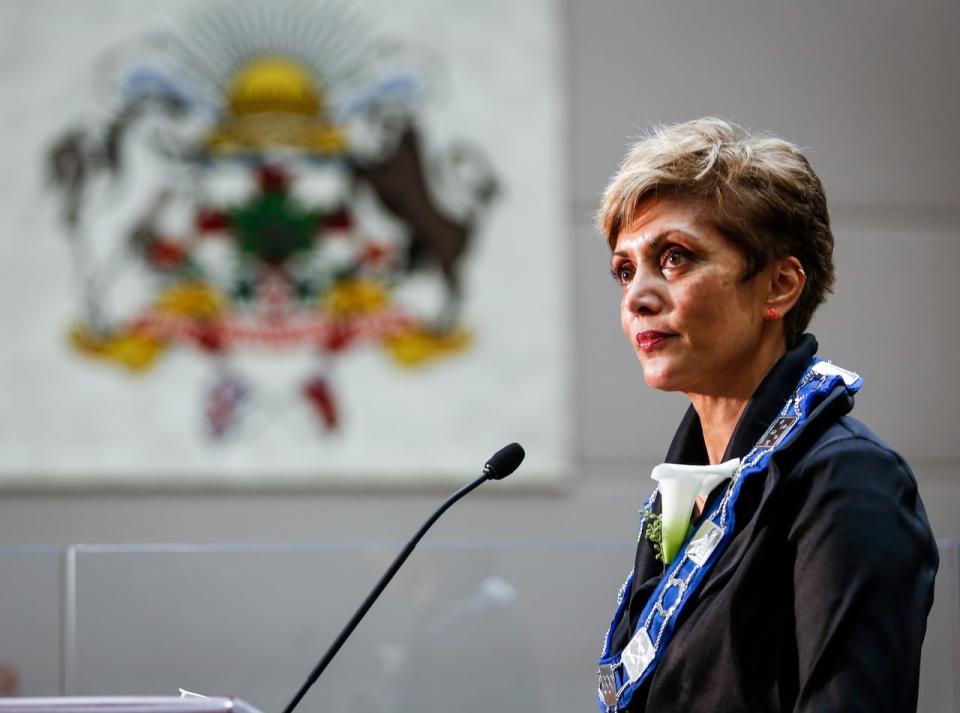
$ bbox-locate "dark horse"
[354,124,498,331]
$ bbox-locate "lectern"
[0,698,263,713]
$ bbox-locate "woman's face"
[611,198,775,396]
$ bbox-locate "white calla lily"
[651,458,740,563]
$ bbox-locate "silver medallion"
[686,520,724,566]
[597,664,619,708]
[756,415,797,449]
[811,360,860,386]
[621,627,655,682]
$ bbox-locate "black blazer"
[607,335,939,713]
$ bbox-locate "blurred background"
[0,0,958,711]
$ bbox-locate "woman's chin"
[640,362,685,392]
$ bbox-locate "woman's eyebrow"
[612,230,681,258]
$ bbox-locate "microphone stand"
[280,472,489,713]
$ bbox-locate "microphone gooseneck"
[280,442,525,713]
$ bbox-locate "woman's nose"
[623,271,664,316]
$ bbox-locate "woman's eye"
[610,264,634,285]
[660,247,692,270]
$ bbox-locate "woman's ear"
[766,256,806,316]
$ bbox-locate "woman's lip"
[636,331,675,352]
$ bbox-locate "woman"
[595,118,938,713]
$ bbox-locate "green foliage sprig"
[639,504,665,563]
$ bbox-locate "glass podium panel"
[68,543,631,713]
[1,540,954,712]
[0,547,64,696]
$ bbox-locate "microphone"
[280,443,525,713]
[483,442,525,480]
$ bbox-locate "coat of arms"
[46,1,498,440]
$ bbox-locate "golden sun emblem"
[208,57,346,153]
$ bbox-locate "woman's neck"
[687,336,787,464]
[688,395,751,465]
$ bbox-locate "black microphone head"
[483,442,525,480]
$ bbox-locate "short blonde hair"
[597,117,834,346]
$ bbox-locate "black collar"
[663,334,819,465]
